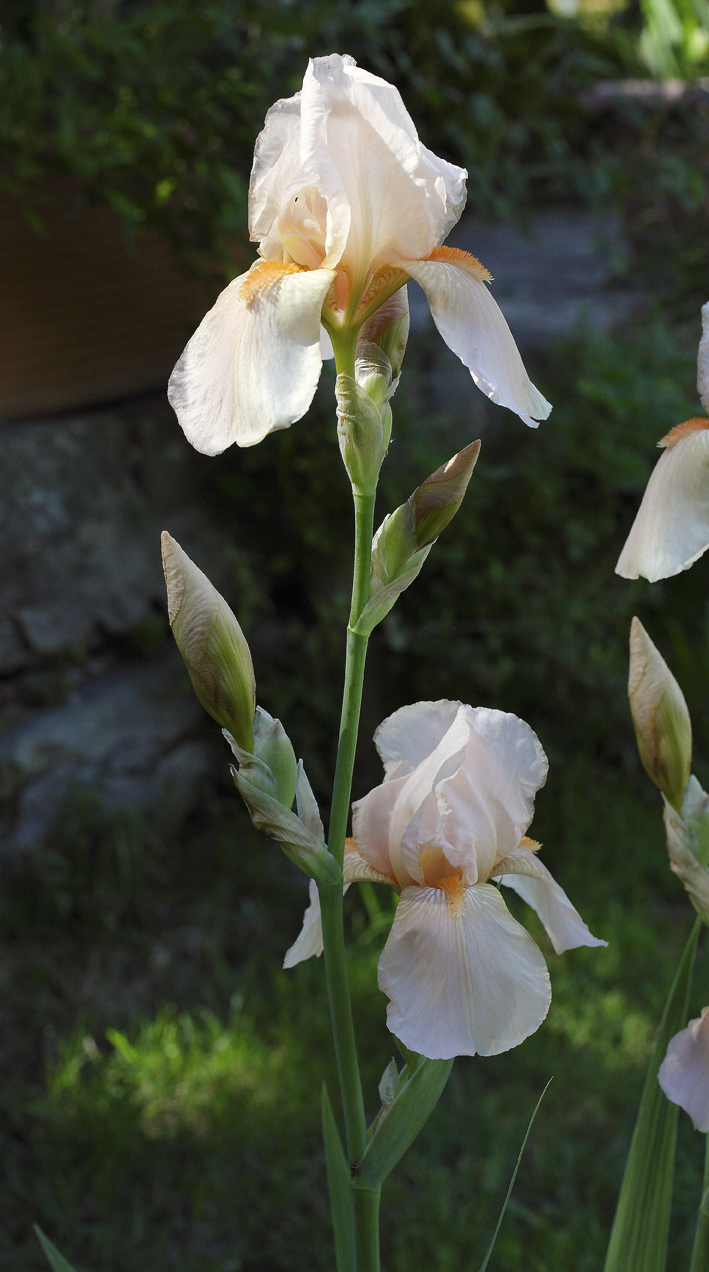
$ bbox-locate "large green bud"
[628,616,692,813]
[161,532,256,752]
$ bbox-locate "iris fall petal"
[378,883,551,1058]
[615,423,709,581]
[494,847,607,954]
[168,263,335,454]
[395,253,552,428]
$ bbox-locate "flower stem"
[690,1134,709,1272]
[354,1189,382,1272]
[318,488,377,1266]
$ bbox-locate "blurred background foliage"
[2,0,709,1270]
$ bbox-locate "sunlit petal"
[394,249,551,428]
[659,1007,709,1131]
[615,423,709,581]
[168,263,335,454]
[378,883,550,1058]
[436,707,549,882]
[494,846,607,953]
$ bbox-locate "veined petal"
[283,878,324,968]
[493,846,606,954]
[352,777,406,881]
[388,706,470,888]
[659,1008,709,1131]
[394,249,551,428]
[436,707,549,882]
[374,699,462,781]
[282,847,392,969]
[615,423,709,581]
[168,262,335,454]
[307,56,467,278]
[378,883,551,1058]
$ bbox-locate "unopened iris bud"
[409,441,481,547]
[336,375,388,496]
[359,288,410,384]
[628,616,692,812]
[161,532,256,752]
[355,441,480,637]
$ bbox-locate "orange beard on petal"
[426,244,493,283]
[659,417,709,449]
[239,260,305,306]
[439,873,467,918]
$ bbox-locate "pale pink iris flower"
[616,303,709,582]
[659,1007,709,1132]
[285,700,605,1060]
[168,54,550,453]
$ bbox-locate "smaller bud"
[409,441,481,548]
[358,288,410,384]
[162,532,256,752]
[354,442,480,637]
[628,616,692,812]
[336,374,388,496]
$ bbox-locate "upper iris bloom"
[169,54,551,453]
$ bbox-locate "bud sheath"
[628,616,691,812]
[162,532,256,751]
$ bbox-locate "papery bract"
[169,54,550,454]
[285,700,605,1059]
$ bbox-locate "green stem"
[690,1135,709,1272]
[354,1190,381,1272]
[318,488,377,1268]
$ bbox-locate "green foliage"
[604,920,700,1272]
[0,0,705,290]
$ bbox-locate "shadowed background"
[1,2,709,1269]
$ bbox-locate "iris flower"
[659,1008,709,1132]
[168,54,550,454]
[285,700,604,1059]
[616,303,709,582]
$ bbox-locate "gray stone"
[0,651,216,854]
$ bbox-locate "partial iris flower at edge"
[284,701,605,1060]
[168,53,551,455]
[616,303,709,583]
[659,1007,709,1132]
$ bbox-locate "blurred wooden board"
[0,181,210,418]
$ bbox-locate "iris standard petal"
[168,262,335,454]
[435,707,549,882]
[307,56,467,279]
[378,883,551,1058]
[493,846,607,954]
[352,776,406,881]
[394,249,551,428]
[373,699,462,781]
[387,707,470,888]
[659,1007,709,1131]
[615,423,709,581]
